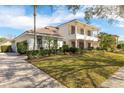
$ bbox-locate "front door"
[71,41,75,47]
[79,41,84,49]
[88,43,91,48]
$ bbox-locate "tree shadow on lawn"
[40,65,109,87]
[37,55,124,88]
[41,66,123,87]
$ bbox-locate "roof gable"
[58,19,99,31]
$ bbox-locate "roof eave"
[27,32,63,39]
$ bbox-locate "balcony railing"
[76,33,98,41]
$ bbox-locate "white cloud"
[118,35,124,41]
[117,24,124,28]
[0,6,25,16]
[110,16,124,28]
[0,5,124,31]
[0,6,85,31]
[116,20,124,28]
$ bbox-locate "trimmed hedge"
[17,41,28,54]
[27,49,50,59]
[69,47,79,54]
[1,45,12,52]
[62,45,69,54]
[26,45,101,59]
[117,43,124,49]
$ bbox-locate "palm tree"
[33,5,54,50]
[33,5,37,50]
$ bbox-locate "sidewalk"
[101,67,124,88]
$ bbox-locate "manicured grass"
[30,50,124,88]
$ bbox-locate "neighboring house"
[13,19,100,52]
[111,34,119,47]
[112,35,119,43]
[58,19,100,49]
[0,39,12,52]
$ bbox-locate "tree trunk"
[33,5,37,50]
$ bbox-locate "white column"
[27,38,33,50]
[35,36,37,50]
[82,27,87,49]
[75,24,78,48]
[75,25,78,40]
[75,40,78,48]
[75,25,78,34]
[84,40,87,49]
[84,28,86,36]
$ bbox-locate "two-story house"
[58,19,100,49]
[13,19,99,52]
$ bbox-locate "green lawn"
[30,50,124,88]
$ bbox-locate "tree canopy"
[0,38,6,42]
[98,32,117,51]
[66,5,124,23]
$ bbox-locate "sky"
[0,5,124,40]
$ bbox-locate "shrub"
[17,41,28,54]
[62,45,69,54]
[27,50,40,59]
[27,49,50,59]
[31,50,40,56]
[40,47,44,50]
[78,48,85,54]
[96,47,101,50]
[39,49,49,56]
[58,47,63,53]
[88,47,94,50]
[117,44,124,49]
[1,45,12,52]
[26,51,32,59]
[69,47,79,54]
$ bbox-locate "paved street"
[0,53,65,88]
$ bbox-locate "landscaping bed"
[30,50,124,88]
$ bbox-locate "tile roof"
[26,26,62,37]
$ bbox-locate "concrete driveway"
[0,53,65,88]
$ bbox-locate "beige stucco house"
[0,39,12,52]
[58,19,100,49]
[13,19,100,52]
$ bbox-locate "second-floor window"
[71,26,75,34]
[87,30,92,36]
[80,28,84,34]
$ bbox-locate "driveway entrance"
[0,53,65,88]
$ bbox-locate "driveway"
[0,53,65,88]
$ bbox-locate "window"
[80,28,84,34]
[71,41,75,47]
[37,36,43,49]
[87,30,91,36]
[63,41,66,45]
[88,43,91,48]
[71,26,75,34]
